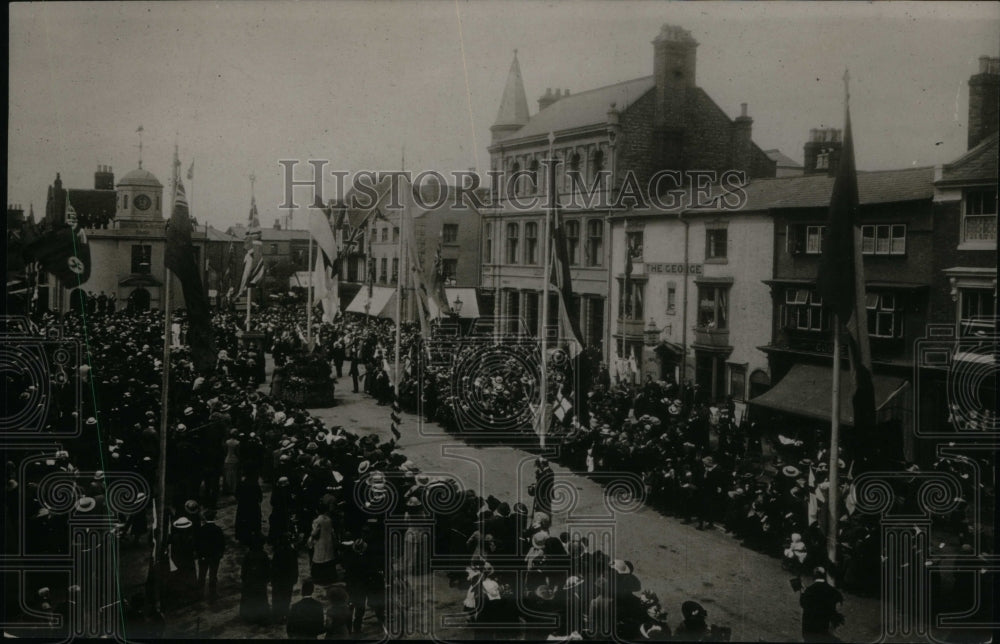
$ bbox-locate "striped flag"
[237,241,265,298]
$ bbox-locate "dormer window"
[816,152,829,170]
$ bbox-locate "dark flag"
[24,196,92,288]
[548,165,585,357]
[165,179,217,374]
[816,76,876,436]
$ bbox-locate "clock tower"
[115,166,164,225]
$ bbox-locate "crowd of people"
[4,300,991,641]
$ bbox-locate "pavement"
[111,358,883,641]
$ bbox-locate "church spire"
[491,49,530,143]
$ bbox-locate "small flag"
[187,160,194,181]
[554,389,573,422]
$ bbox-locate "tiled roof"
[938,132,998,186]
[719,166,934,212]
[764,149,802,168]
[510,76,655,140]
[67,189,116,220]
[205,226,241,242]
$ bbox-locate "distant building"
[484,24,776,354]
[764,149,804,177]
[40,161,235,313]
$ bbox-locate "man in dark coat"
[532,458,555,517]
[799,567,844,642]
[286,578,326,639]
[240,536,271,625]
[349,354,361,394]
[195,509,226,600]
[270,535,299,624]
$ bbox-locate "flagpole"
[828,314,840,572]
[539,132,556,448]
[156,148,178,613]
[394,193,404,388]
[246,279,252,331]
[307,234,314,348]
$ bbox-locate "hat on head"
[414,474,430,487]
[173,517,192,529]
[564,575,584,590]
[358,460,371,475]
[277,476,290,486]
[682,600,706,621]
[782,465,802,478]
[86,417,98,426]
[406,496,422,508]
[184,499,200,514]
[610,559,630,575]
[184,407,195,417]
[75,497,96,513]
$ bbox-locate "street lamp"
[451,294,463,317]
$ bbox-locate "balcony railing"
[693,327,730,348]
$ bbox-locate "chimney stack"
[803,128,843,175]
[968,55,1000,150]
[731,103,753,174]
[95,164,115,190]
[653,24,698,171]
[538,88,557,111]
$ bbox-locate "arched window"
[505,222,519,264]
[586,218,603,266]
[509,161,521,198]
[528,159,539,195]
[524,221,538,264]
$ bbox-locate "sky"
[7,1,999,231]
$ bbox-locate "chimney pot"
[740,103,748,117]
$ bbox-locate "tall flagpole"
[539,132,556,448]
[828,313,841,569]
[156,143,178,612]
[394,156,405,389]
[827,69,853,577]
[307,234,314,348]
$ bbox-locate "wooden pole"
[307,235,314,349]
[827,313,841,574]
[539,132,555,448]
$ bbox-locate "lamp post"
[604,104,620,363]
[451,294,463,316]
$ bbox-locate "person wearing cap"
[342,532,378,634]
[674,600,710,640]
[168,517,198,599]
[195,509,226,601]
[799,567,844,642]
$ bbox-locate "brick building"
[483,24,776,353]
[917,56,998,444]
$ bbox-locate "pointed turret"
[491,50,530,143]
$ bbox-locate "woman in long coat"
[309,508,337,585]
[235,474,263,545]
[239,537,271,624]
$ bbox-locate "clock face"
[134,194,152,211]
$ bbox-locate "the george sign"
[644,262,703,275]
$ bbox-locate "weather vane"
[136,125,144,168]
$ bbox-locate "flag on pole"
[400,179,434,336]
[310,200,341,322]
[628,347,640,382]
[816,72,875,436]
[187,160,194,181]
[246,196,262,241]
[426,235,450,317]
[554,388,574,423]
[548,165,585,359]
[237,241,265,298]
[165,177,217,374]
[24,195,92,288]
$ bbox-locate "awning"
[428,288,481,319]
[748,363,909,427]
[119,274,162,287]
[346,286,396,317]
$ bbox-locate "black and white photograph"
[3,1,998,641]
